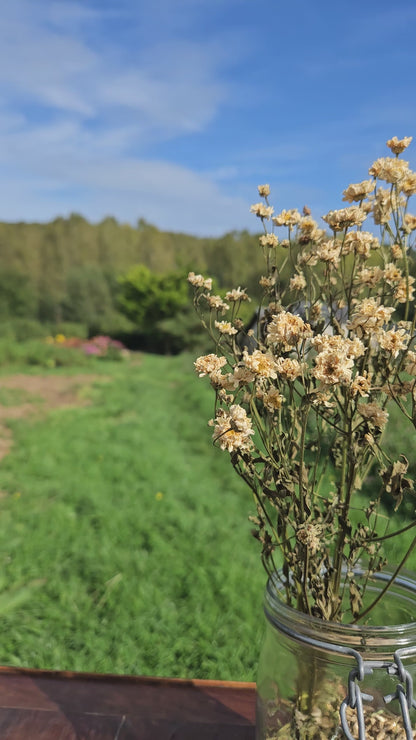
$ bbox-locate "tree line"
[0,214,266,352]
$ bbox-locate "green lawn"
[0,352,265,680]
[0,350,414,681]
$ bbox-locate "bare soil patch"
[0,374,110,460]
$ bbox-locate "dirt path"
[0,374,110,460]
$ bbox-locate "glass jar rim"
[264,565,416,656]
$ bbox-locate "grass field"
[0,349,414,682]
[0,352,265,680]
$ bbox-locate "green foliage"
[62,266,114,331]
[49,322,88,340]
[0,318,47,342]
[0,270,38,319]
[0,339,90,368]
[157,307,213,354]
[118,265,189,333]
[0,215,262,312]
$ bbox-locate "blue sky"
[2,0,416,235]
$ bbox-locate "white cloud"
[0,0,248,233]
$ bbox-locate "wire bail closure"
[340,647,416,740]
[266,612,416,740]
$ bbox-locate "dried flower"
[190,135,416,626]
[342,231,379,257]
[313,350,354,385]
[242,349,278,379]
[386,136,412,154]
[289,273,307,291]
[296,523,322,555]
[351,373,371,398]
[225,287,251,302]
[205,295,230,313]
[272,209,302,227]
[322,206,367,231]
[401,171,416,196]
[211,405,254,452]
[378,328,408,358]
[250,203,274,219]
[215,320,238,335]
[347,298,394,337]
[342,180,375,203]
[369,156,409,183]
[259,233,279,248]
[257,184,271,197]
[187,271,212,290]
[194,354,227,377]
[267,311,312,350]
[260,387,285,412]
[358,402,389,429]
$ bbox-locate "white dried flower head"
[351,373,371,398]
[378,328,409,358]
[289,273,307,291]
[206,295,230,313]
[391,243,403,260]
[356,267,379,287]
[347,298,394,337]
[383,263,403,286]
[215,320,238,335]
[261,388,285,412]
[259,233,279,248]
[394,276,415,303]
[296,523,322,555]
[369,157,409,183]
[275,357,303,380]
[211,405,254,453]
[313,350,354,386]
[371,187,393,225]
[312,335,364,360]
[272,209,302,227]
[257,184,271,197]
[404,214,416,232]
[358,403,389,430]
[315,239,341,267]
[242,349,278,379]
[401,171,416,197]
[259,275,275,290]
[280,239,290,248]
[342,231,379,258]
[322,206,367,231]
[342,180,375,203]
[386,136,413,155]
[225,287,251,302]
[188,271,213,290]
[250,203,274,219]
[210,370,239,391]
[297,216,322,244]
[194,354,227,377]
[233,366,256,384]
[267,311,313,350]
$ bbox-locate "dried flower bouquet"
[189,135,416,624]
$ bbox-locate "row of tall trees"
[0,215,265,351]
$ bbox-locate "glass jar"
[256,566,416,739]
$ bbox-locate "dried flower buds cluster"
[189,136,416,622]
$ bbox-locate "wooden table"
[0,666,256,739]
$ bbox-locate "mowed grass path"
[0,353,265,680]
